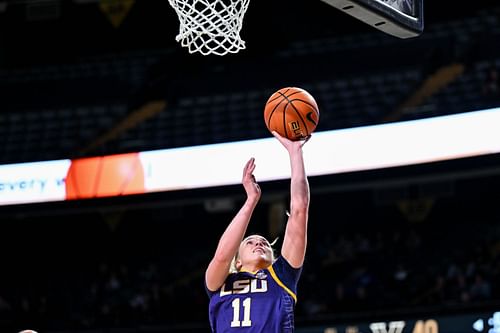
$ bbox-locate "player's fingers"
[248,162,256,175]
[272,131,287,145]
[243,157,254,171]
[271,130,282,138]
[301,135,312,147]
[243,158,251,178]
[243,158,256,179]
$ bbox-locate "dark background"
[0,0,499,332]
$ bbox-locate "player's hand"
[242,157,261,200]
[272,131,311,152]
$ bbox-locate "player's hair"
[229,235,278,273]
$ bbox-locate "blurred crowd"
[0,203,498,332]
[299,225,500,318]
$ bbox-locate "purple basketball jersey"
[206,256,302,332]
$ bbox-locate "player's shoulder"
[272,255,297,268]
[270,256,302,274]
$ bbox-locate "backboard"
[321,0,423,38]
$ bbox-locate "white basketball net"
[168,0,250,56]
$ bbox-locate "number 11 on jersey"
[231,298,252,327]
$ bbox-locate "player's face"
[237,235,273,270]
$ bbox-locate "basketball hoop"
[168,0,250,56]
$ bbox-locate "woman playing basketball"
[205,131,311,332]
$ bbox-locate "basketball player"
[205,131,310,332]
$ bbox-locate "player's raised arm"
[273,131,310,269]
[205,157,262,291]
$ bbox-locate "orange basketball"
[264,87,319,141]
[65,152,145,200]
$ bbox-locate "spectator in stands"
[482,65,500,102]
[469,273,492,301]
[205,131,311,332]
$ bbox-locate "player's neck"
[240,261,269,273]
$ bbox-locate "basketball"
[264,87,320,141]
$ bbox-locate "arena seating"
[0,3,499,333]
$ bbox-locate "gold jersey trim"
[268,265,297,303]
